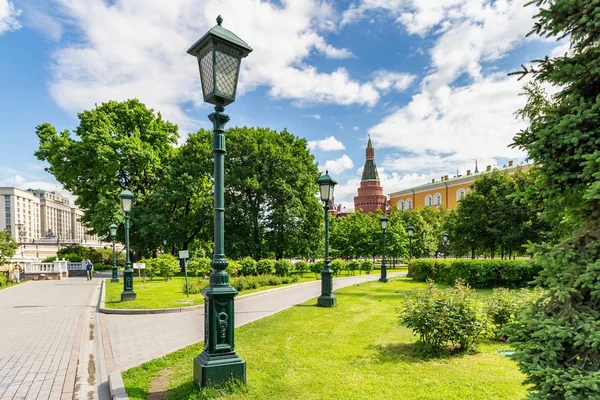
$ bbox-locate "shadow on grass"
[367,342,426,364]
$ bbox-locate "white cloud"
[41,0,414,130]
[0,0,21,34]
[308,136,345,152]
[320,154,353,174]
[372,70,417,92]
[306,114,322,120]
[352,126,359,131]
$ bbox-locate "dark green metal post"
[409,236,413,260]
[121,214,136,301]
[111,236,118,283]
[444,242,447,259]
[380,228,388,283]
[318,203,335,307]
[193,103,245,387]
[184,258,189,297]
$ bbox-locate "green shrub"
[42,256,56,263]
[0,274,7,287]
[483,287,544,340]
[256,259,274,275]
[230,274,298,292]
[61,253,83,262]
[360,260,374,274]
[347,260,360,275]
[239,257,257,276]
[187,258,212,278]
[329,259,345,276]
[92,264,112,272]
[188,279,209,294]
[294,261,309,277]
[398,280,486,355]
[310,261,324,277]
[274,260,293,277]
[226,260,241,277]
[407,259,540,288]
[142,254,179,281]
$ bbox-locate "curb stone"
[109,371,129,400]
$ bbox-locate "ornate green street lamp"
[109,223,119,283]
[188,15,252,388]
[407,225,415,260]
[442,232,449,259]
[119,189,136,301]
[379,216,389,283]
[316,170,337,307]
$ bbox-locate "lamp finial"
[217,15,223,26]
[325,170,328,175]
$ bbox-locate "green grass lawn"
[104,268,407,310]
[0,281,24,291]
[122,277,528,400]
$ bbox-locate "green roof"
[187,16,253,56]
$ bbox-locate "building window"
[406,199,412,210]
[434,193,442,206]
[397,200,404,210]
[456,189,466,201]
[425,195,432,207]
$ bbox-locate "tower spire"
[474,160,478,174]
[362,136,379,181]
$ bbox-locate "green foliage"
[92,264,113,272]
[230,274,299,292]
[187,258,212,278]
[346,260,360,275]
[504,1,600,397]
[399,280,486,355]
[408,259,540,288]
[239,257,257,276]
[0,232,17,266]
[310,261,324,277]
[187,279,209,295]
[329,259,345,276]
[42,256,57,263]
[226,259,241,277]
[360,260,374,274]
[0,273,7,287]
[61,253,84,262]
[256,259,274,275]
[143,254,179,281]
[483,287,545,340]
[293,261,309,277]
[273,260,293,277]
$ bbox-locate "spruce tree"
[506,0,600,398]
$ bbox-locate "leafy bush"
[398,280,486,355]
[360,260,374,274]
[230,274,299,292]
[187,258,212,278]
[347,260,360,275]
[0,273,7,287]
[274,260,293,277]
[187,279,209,295]
[143,254,179,281]
[407,259,541,288]
[92,264,112,272]
[61,253,83,262]
[294,261,309,277]
[483,287,544,340]
[256,259,274,275]
[239,257,257,276]
[310,261,324,277]
[329,259,345,276]
[42,256,57,263]
[226,259,241,277]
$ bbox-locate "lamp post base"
[111,278,119,283]
[379,277,388,283]
[193,352,246,388]
[121,290,136,301]
[318,294,336,307]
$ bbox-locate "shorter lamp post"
[109,223,118,283]
[119,189,136,301]
[316,170,337,307]
[163,235,168,254]
[379,215,389,283]
[407,225,414,260]
[442,232,449,259]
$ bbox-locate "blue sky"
[0,0,565,209]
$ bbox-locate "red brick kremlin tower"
[354,135,387,213]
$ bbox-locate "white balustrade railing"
[24,259,69,274]
[67,261,86,271]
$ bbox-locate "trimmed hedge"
[407,258,541,288]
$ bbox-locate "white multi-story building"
[0,188,41,242]
[0,187,100,245]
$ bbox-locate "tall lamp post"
[379,216,389,283]
[109,223,119,283]
[316,170,337,307]
[407,225,415,260]
[442,232,449,259]
[119,189,136,301]
[187,15,252,388]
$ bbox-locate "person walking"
[86,259,94,280]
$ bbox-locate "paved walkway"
[103,272,405,372]
[0,278,104,400]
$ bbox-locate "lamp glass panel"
[319,183,330,203]
[214,49,240,98]
[381,219,388,230]
[109,226,117,237]
[199,51,214,98]
[329,183,335,201]
[408,228,414,236]
[121,197,132,213]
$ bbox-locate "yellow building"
[389,161,531,211]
